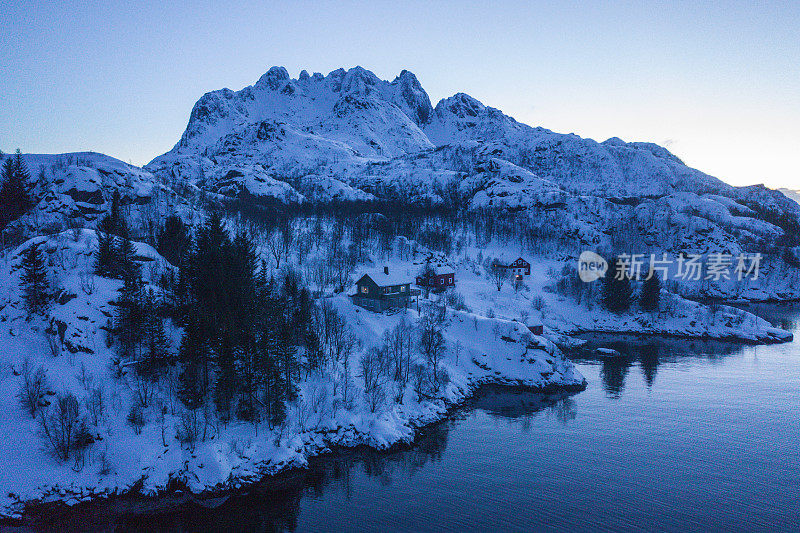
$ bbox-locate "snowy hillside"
[0,152,196,247]
[0,233,584,519]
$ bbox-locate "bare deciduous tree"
[489,260,508,291]
[360,347,388,412]
[17,359,49,418]
[38,392,81,461]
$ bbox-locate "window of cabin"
[401,285,406,292]
[361,286,368,294]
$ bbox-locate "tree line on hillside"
[76,206,451,452]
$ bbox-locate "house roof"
[359,268,412,287]
[418,264,455,276]
[491,252,527,265]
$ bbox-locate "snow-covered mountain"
[147,67,800,262]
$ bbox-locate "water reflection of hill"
[21,387,572,532]
[470,386,578,426]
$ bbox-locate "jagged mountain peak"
[145,65,800,257]
[434,92,486,118]
[390,69,434,126]
[255,66,291,90]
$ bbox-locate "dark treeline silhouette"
[174,213,314,427]
[219,194,578,262]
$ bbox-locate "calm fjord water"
[294,303,800,532]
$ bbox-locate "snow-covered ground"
[0,233,583,519]
[412,246,793,345]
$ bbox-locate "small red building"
[416,265,455,291]
[504,257,530,280]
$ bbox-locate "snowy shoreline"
[2,377,585,522]
[559,325,793,345]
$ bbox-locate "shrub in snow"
[85,386,105,427]
[72,421,94,471]
[411,364,434,402]
[177,409,202,448]
[127,404,145,435]
[444,289,470,312]
[45,330,61,357]
[38,392,81,461]
[17,359,49,418]
[78,272,96,295]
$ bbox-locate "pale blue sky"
[1,1,798,189]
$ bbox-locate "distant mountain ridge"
[780,189,800,206]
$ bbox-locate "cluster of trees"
[356,306,450,413]
[550,258,662,313]
[1,149,32,228]
[601,257,661,312]
[94,192,142,281]
[174,214,315,428]
[17,358,97,464]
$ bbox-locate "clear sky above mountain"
[1,0,798,189]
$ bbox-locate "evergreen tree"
[0,149,32,228]
[178,317,209,409]
[602,256,633,312]
[115,237,140,281]
[95,232,116,277]
[20,242,49,315]
[640,271,662,311]
[157,215,190,266]
[262,353,286,429]
[140,289,170,376]
[114,273,145,360]
[276,323,298,402]
[213,339,237,420]
[236,339,261,422]
[97,190,127,238]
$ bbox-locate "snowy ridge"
[0,152,196,246]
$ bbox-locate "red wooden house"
[416,265,455,291]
